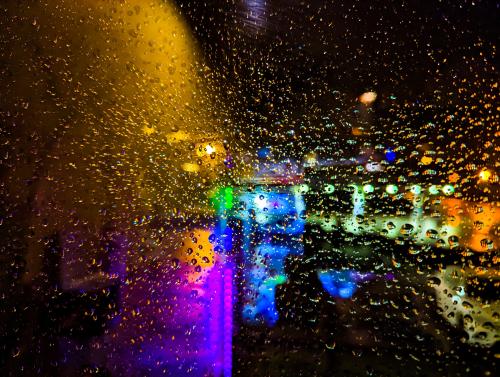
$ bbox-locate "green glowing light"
[324,184,335,194]
[297,184,309,194]
[428,185,439,195]
[386,184,398,195]
[264,274,287,286]
[442,184,454,195]
[211,186,234,210]
[363,184,374,193]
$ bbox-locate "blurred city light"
[363,184,375,194]
[386,184,398,195]
[479,169,492,182]
[442,184,455,195]
[410,185,422,195]
[429,185,440,195]
[359,91,377,105]
[324,184,335,194]
[206,144,216,155]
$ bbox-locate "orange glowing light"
[359,91,377,105]
[352,127,364,136]
[448,172,460,183]
[421,156,433,165]
[175,229,217,283]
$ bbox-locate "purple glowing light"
[207,263,223,376]
[223,267,234,377]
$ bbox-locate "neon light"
[211,186,235,212]
[223,267,233,377]
[208,264,223,377]
[385,148,396,163]
[242,244,302,325]
[238,186,305,326]
[317,270,357,299]
[223,187,234,209]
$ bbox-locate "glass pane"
[1,1,498,376]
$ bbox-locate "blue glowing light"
[242,244,302,326]
[410,185,422,195]
[317,270,357,299]
[385,148,396,163]
[238,185,305,326]
[257,146,271,158]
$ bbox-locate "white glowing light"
[386,184,398,195]
[442,185,454,195]
[206,144,215,155]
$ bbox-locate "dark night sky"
[176,0,498,94]
[176,0,498,170]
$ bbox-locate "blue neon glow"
[209,188,235,376]
[238,186,305,326]
[242,243,303,326]
[240,189,305,235]
[317,270,357,299]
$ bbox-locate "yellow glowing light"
[175,229,216,284]
[479,169,491,181]
[421,156,433,165]
[359,91,377,105]
[142,125,155,135]
[182,163,200,173]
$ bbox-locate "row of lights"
[315,183,455,196]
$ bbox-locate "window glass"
[0,1,498,376]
